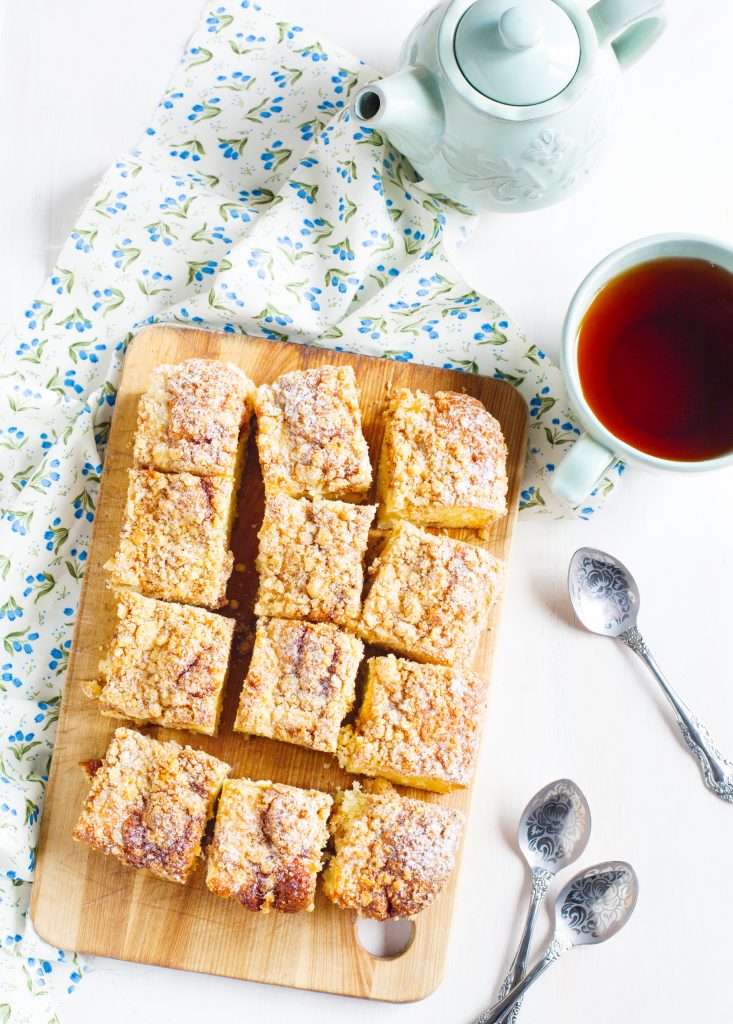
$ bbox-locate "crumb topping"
[93,590,234,735]
[322,784,464,920]
[358,521,504,666]
[235,618,362,753]
[377,389,508,527]
[104,469,235,608]
[206,778,332,913]
[255,495,375,627]
[338,654,488,791]
[134,358,254,477]
[73,727,230,884]
[255,365,372,499]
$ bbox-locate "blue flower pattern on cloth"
[0,1,624,1019]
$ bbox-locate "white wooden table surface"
[1,1,732,1022]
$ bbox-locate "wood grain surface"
[31,325,528,1002]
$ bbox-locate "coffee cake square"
[85,590,234,736]
[235,617,363,753]
[337,655,488,792]
[357,521,503,666]
[73,727,230,884]
[206,778,332,914]
[254,495,375,627]
[322,783,464,920]
[254,365,372,500]
[105,469,235,609]
[133,358,254,479]
[376,388,508,528]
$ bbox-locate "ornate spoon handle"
[473,936,570,1024]
[619,626,733,802]
[494,867,553,1024]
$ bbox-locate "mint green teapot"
[351,0,665,211]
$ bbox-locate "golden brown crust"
[235,618,363,753]
[337,654,488,792]
[376,389,508,528]
[104,469,235,609]
[91,590,234,736]
[322,784,464,920]
[206,778,332,913]
[255,495,376,628]
[254,365,372,500]
[134,358,254,478]
[73,727,230,884]
[357,522,504,666]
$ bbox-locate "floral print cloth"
[0,1,624,1019]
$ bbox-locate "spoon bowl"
[518,778,591,874]
[555,861,639,948]
[568,547,640,638]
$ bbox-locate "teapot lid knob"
[498,6,543,49]
[454,0,581,106]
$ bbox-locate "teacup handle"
[550,435,616,505]
[589,0,666,69]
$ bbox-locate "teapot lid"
[454,0,580,106]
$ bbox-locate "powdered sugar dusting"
[323,785,464,920]
[255,365,372,499]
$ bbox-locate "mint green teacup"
[551,233,733,505]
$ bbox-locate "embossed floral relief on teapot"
[351,0,665,211]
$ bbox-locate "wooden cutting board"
[31,324,527,1002]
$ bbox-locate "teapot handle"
[589,0,666,69]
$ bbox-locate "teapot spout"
[351,67,443,155]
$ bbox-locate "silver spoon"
[473,861,638,1024]
[568,547,733,803]
[494,779,591,1024]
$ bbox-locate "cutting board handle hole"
[355,917,415,959]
